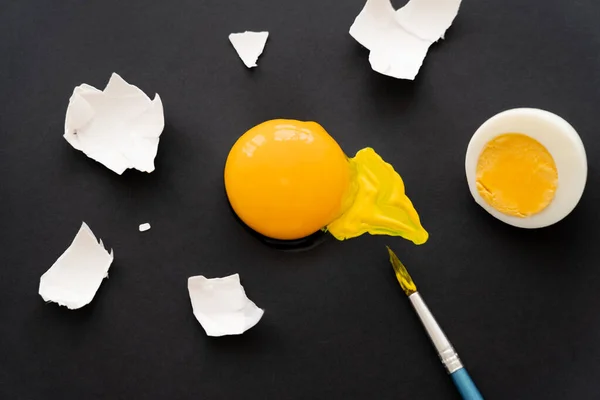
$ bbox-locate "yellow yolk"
[224,119,428,244]
[326,148,428,244]
[224,120,352,240]
[476,133,558,218]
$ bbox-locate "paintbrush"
[387,246,484,400]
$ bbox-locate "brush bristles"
[387,246,417,296]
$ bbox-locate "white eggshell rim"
[465,108,587,228]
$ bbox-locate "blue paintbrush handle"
[408,293,484,399]
[450,368,484,400]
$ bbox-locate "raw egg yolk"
[224,120,352,240]
[476,133,558,218]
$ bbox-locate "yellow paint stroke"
[326,148,428,244]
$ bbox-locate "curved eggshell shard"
[326,147,428,244]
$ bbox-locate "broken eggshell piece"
[349,0,462,80]
[188,273,264,337]
[228,31,269,68]
[394,0,462,42]
[39,222,114,310]
[64,73,165,174]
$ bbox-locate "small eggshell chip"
[228,31,269,68]
[465,108,587,228]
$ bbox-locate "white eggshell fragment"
[465,108,587,228]
[64,73,165,175]
[349,0,462,80]
[188,273,264,337]
[39,222,114,310]
[228,31,269,68]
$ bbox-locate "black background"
[2,0,600,399]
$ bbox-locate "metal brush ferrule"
[408,292,464,374]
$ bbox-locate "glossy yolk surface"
[224,120,352,240]
[476,133,558,218]
[326,148,428,245]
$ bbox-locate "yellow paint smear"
[476,133,558,218]
[327,148,429,244]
